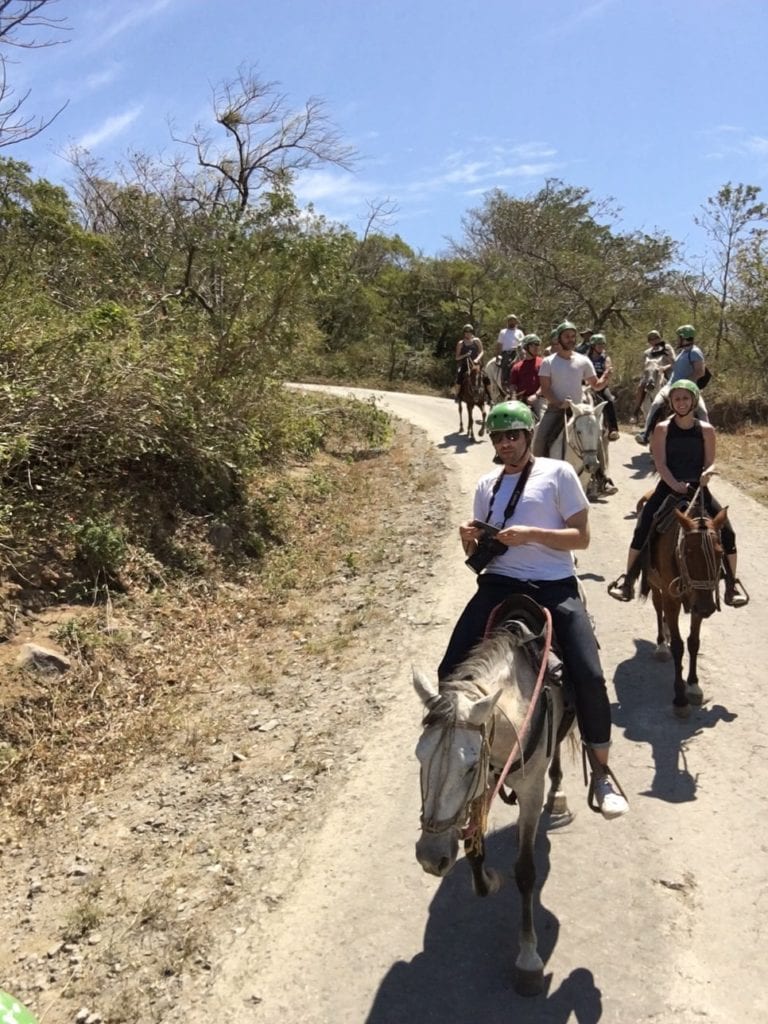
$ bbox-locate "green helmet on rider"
[555,320,578,349]
[487,400,535,433]
[522,333,541,352]
[676,324,696,342]
[590,332,606,346]
[669,379,700,402]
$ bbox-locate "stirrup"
[582,750,629,815]
[607,573,633,602]
[724,578,749,608]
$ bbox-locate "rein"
[489,606,554,803]
[458,607,555,849]
[670,486,722,599]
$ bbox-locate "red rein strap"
[487,605,554,807]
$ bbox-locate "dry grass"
[717,426,768,505]
[0,421,443,824]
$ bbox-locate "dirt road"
[202,390,768,1024]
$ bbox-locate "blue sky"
[10,0,768,259]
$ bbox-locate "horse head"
[642,357,666,395]
[564,399,605,473]
[673,506,728,618]
[413,669,501,876]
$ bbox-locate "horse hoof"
[514,966,545,997]
[686,686,704,706]
[654,645,671,661]
[546,793,569,816]
[673,702,691,719]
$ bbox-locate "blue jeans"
[437,573,612,747]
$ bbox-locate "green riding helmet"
[463,323,474,332]
[486,401,535,432]
[676,324,696,340]
[522,333,541,348]
[669,379,700,401]
[555,320,577,338]
[590,333,606,345]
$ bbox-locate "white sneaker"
[593,773,629,820]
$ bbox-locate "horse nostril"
[437,856,450,874]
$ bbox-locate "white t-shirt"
[497,326,524,352]
[472,458,588,580]
[539,352,596,402]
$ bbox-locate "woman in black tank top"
[608,380,747,606]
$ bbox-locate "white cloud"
[700,125,768,162]
[76,106,143,150]
[295,168,379,204]
[89,0,176,47]
[83,65,123,92]
[294,142,562,236]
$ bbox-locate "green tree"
[695,182,767,357]
[458,180,675,333]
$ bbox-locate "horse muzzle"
[416,831,459,876]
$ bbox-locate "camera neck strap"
[485,457,533,527]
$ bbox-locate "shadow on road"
[622,453,656,481]
[612,638,737,803]
[437,430,488,454]
[364,825,602,1024]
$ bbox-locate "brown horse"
[457,355,487,441]
[641,502,728,717]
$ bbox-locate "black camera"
[465,522,507,574]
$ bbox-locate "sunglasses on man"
[490,429,527,443]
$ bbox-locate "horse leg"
[478,403,486,437]
[464,836,502,898]
[467,400,476,441]
[685,612,704,706]
[458,399,465,435]
[544,742,573,822]
[664,597,689,717]
[652,588,671,660]
[513,785,546,996]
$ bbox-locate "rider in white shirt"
[496,313,525,392]
[534,321,617,495]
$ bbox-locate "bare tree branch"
[172,66,355,214]
[0,0,69,147]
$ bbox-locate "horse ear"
[712,507,729,530]
[674,507,695,529]
[468,689,503,727]
[593,400,606,417]
[413,668,438,706]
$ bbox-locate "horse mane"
[427,631,533,728]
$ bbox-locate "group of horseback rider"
[443,320,749,820]
[455,316,620,432]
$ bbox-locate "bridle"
[419,716,491,835]
[670,488,722,603]
[418,607,554,839]
[563,407,600,468]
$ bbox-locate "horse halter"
[418,719,492,835]
[565,409,599,465]
[673,517,722,598]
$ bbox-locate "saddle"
[485,594,574,802]
[653,494,687,534]
[486,594,563,688]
